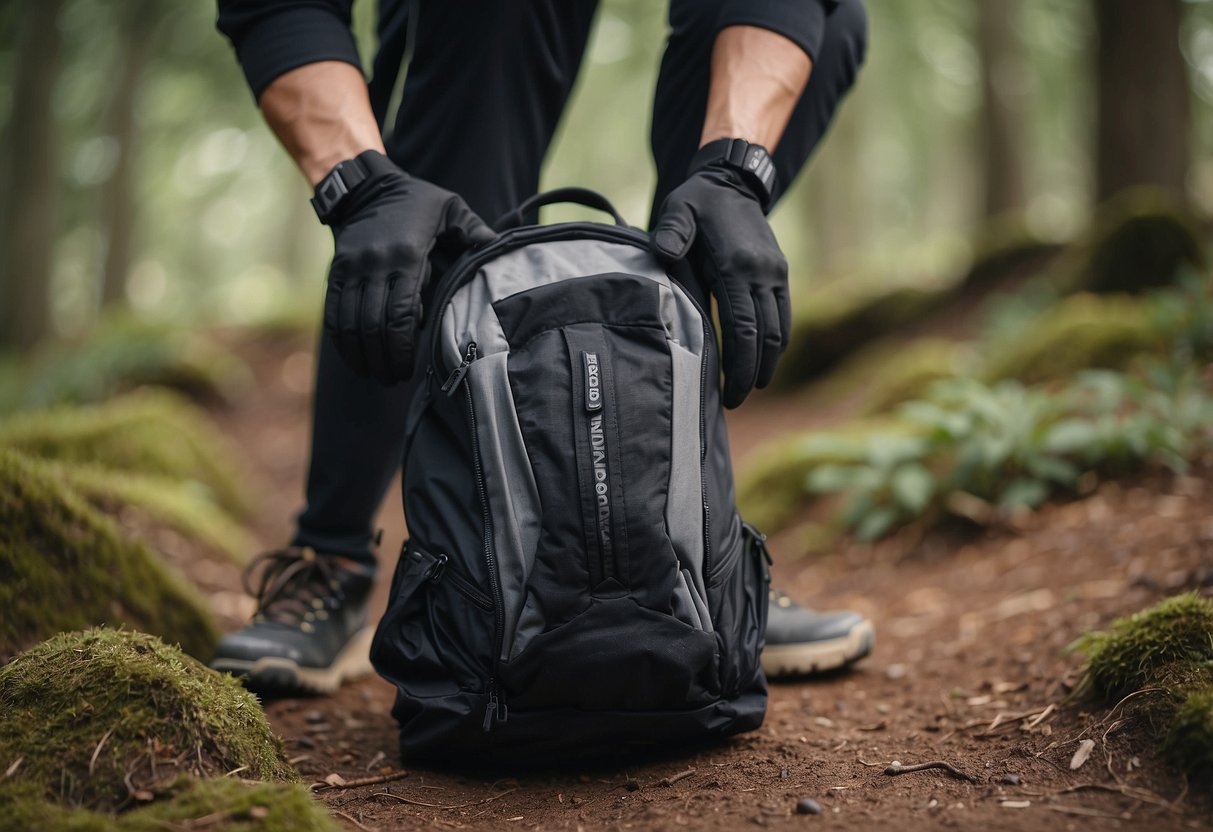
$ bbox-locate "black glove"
[651,142,790,409]
[321,150,496,383]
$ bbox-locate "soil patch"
[208,333,1213,830]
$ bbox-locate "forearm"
[700,26,812,151]
[259,61,384,186]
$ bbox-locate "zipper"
[428,553,494,611]
[441,342,478,395]
[669,280,715,580]
[463,377,508,731]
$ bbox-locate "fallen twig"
[371,787,518,809]
[884,760,978,784]
[334,809,375,831]
[658,768,696,786]
[314,770,410,791]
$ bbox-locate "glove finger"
[651,199,697,262]
[439,195,497,248]
[715,278,759,409]
[775,284,791,352]
[384,261,427,382]
[754,289,783,390]
[339,275,370,378]
[359,273,390,383]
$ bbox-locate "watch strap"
[310,150,398,225]
[692,138,777,212]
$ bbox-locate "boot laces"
[242,547,343,632]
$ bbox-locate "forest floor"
[193,331,1213,831]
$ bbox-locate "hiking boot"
[210,547,376,695]
[761,588,874,678]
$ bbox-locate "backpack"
[370,188,772,760]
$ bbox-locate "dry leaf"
[133,790,155,802]
[248,806,269,819]
[1069,739,1096,770]
[4,757,23,778]
[325,773,348,787]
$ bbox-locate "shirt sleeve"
[715,0,839,63]
[216,0,363,101]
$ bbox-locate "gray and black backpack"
[370,188,771,760]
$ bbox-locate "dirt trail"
[208,333,1212,831]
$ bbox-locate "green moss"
[1,778,336,831]
[8,315,251,414]
[1163,688,1213,772]
[776,281,958,389]
[1051,188,1206,296]
[1078,593,1213,702]
[45,463,253,563]
[853,339,977,415]
[0,390,250,518]
[981,293,1164,385]
[0,630,295,812]
[0,449,218,660]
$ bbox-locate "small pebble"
[885,664,907,681]
[304,710,325,724]
[780,767,790,780]
[998,774,1021,786]
[295,736,315,749]
[624,780,640,792]
[795,798,822,816]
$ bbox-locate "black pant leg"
[648,0,868,226]
[294,0,599,564]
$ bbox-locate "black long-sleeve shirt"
[216,0,837,108]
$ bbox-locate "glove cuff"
[311,149,402,225]
[690,138,777,214]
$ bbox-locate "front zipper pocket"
[430,553,494,611]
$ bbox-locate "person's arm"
[699,25,812,151]
[259,61,384,186]
[215,2,494,384]
[652,24,817,408]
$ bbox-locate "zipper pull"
[482,691,499,732]
[481,688,508,732]
[441,342,478,396]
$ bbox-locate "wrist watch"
[310,150,396,225]
[692,138,777,213]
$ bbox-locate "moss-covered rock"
[2,777,337,831]
[1078,593,1213,702]
[1050,188,1206,296]
[0,390,250,518]
[3,315,251,415]
[959,212,1066,291]
[981,293,1164,385]
[775,281,959,390]
[0,629,295,812]
[1076,593,1213,774]
[0,449,217,660]
[44,462,254,563]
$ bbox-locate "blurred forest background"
[0,0,1210,355]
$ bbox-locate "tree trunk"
[977,0,1028,218]
[1094,0,1189,202]
[0,0,64,351]
[99,6,156,309]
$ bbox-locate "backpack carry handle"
[495,187,629,230]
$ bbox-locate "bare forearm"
[259,61,384,186]
[700,26,812,151]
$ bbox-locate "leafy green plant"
[801,369,1213,542]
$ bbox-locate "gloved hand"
[651,145,790,409]
[323,150,496,383]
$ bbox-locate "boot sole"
[761,619,875,679]
[211,626,375,696]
